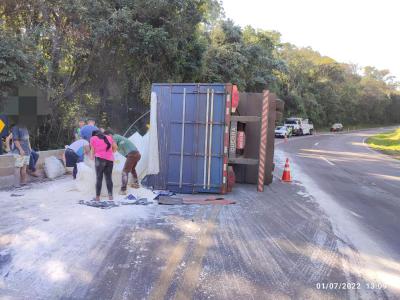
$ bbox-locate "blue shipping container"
[147,83,233,194]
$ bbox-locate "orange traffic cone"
[281,158,292,182]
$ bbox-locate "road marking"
[368,173,400,182]
[175,206,221,300]
[350,211,363,218]
[320,156,335,166]
[314,142,319,146]
[361,137,377,154]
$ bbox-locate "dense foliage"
[0,0,399,149]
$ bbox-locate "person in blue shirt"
[80,117,98,141]
[6,131,40,177]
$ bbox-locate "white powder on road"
[0,178,156,299]
[0,127,162,299]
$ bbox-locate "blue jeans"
[29,151,39,172]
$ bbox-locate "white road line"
[320,156,335,166]
[362,136,381,155]
[349,211,363,219]
[314,142,319,146]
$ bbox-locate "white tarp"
[128,132,150,179]
[147,92,160,175]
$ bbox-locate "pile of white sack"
[75,132,149,195]
[75,92,160,196]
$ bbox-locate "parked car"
[330,123,344,132]
[284,117,314,135]
[275,126,292,138]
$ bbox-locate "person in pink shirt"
[90,130,117,201]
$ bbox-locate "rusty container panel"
[233,92,277,185]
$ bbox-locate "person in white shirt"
[65,138,90,179]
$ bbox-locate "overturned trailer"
[144,83,283,194]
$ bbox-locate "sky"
[222,0,400,79]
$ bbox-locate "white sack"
[76,158,124,196]
[75,161,96,195]
[44,156,66,179]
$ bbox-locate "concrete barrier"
[0,149,65,189]
[0,154,16,188]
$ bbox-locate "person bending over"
[105,129,141,195]
[90,130,116,201]
[65,138,90,179]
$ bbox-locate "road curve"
[275,128,400,297]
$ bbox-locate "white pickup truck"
[284,117,314,136]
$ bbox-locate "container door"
[166,85,198,193]
[165,84,226,194]
[193,84,226,193]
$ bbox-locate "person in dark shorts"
[105,129,141,195]
[90,130,116,201]
[65,138,90,179]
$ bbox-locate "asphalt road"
[1,128,399,300]
[74,128,399,299]
[275,127,400,298]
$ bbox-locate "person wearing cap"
[80,117,98,141]
[74,118,86,140]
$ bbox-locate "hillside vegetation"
[0,0,399,149]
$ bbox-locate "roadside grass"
[317,124,397,133]
[366,128,400,159]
